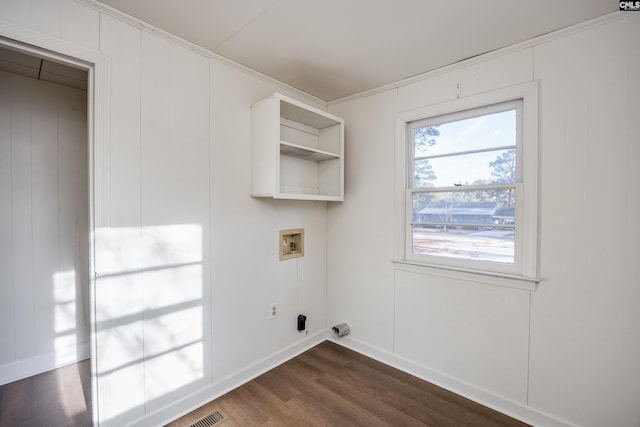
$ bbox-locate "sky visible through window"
[416,109,516,187]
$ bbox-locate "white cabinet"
[251,93,344,201]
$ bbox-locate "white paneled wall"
[325,89,397,351]
[139,29,211,414]
[4,1,636,427]
[209,59,329,385]
[95,14,145,425]
[394,269,530,403]
[328,12,640,427]
[94,17,214,427]
[1,1,331,426]
[0,71,89,384]
[529,15,640,426]
[0,0,99,50]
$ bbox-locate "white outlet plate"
[270,303,278,319]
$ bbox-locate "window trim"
[394,82,539,288]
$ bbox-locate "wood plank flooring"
[0,359,91,427]
[0,343,529,426]
[167,341,529,427]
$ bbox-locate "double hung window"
[396,83,538,285]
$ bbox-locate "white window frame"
[393,82,539,289]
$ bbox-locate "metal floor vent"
[189,410,226,427]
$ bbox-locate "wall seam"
[392,87,399,354]
[208,55,215,386]
[28,80,34,357]
[9,79,16,362]
[526,291,532,405]
[138,26,147,416]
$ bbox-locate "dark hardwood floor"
[0,343,529,426]
[0,359,91,427]
[168,341,529,427]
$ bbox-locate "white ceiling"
[98,0,616,101]
[0,46,88,90]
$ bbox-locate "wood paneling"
[328,12,640,427]
[396,49,533,112]
[60,0,100,50]
[95,15,145,425]
[621,15,640,427]
[530,13,640,425]
[93,23,213,426]
[10,73,34,361]
[326,89,398,352]
[140,30,211,413]
[394,271,530,403]
[0,69,14,365]
[0,0,98,50]
[0,71,88,381]
[31,80,59,356]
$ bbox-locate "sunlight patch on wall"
[145,341,204,401]
[94,224,206,424]
[53,270,77,362]
[141,224,202,268]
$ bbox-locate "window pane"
[414,109,516,158]
[412,189,515,223]
[405,94,532,273]
[412,227,514,264]
[411,189,516,264]
[415,148,515,187]
[413,158,438,188]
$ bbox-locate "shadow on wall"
[94,224,207,425]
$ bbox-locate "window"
[395,82,539,286]
[409,101,520,264]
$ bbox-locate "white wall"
[3,2,637,427]
[529,16,640,427]
[94,18,214,424]
[209,60,328,382]
[0,71,89,384]
[1,1,329,426]
[95,8,329,427]
[328,13,640,427]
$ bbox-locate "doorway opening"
[0,42,93,426]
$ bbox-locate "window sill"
[392,259,539,291]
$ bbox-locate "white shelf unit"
[251,93,344,201]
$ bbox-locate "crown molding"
[329,11,629,106]
[75,0,328,108]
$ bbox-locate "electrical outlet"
[270,303,278,319]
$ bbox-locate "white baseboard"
[0,341,91,386]
[329,335,578,427]
[139,330,330,427]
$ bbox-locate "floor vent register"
[189,410,226,427]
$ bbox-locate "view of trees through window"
[409,105,519,264]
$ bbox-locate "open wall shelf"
[251,93,344,201]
